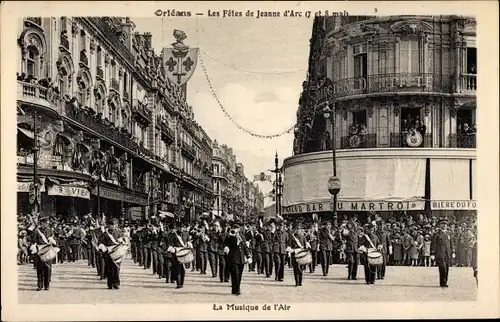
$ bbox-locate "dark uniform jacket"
[254,231,264,252]
[307,231,319,251]
[98,228,124,247]
[289,233,307,249]
[262,230,273,253]
[168,231,189,248]
[245,230,256,250]
[216,231,227,256]
[377,229,391,254]
[31,227,55,246]
[430,229,455,262]
[318,227,333,251]
[359,233,380,250]
[272,230,288,254]
[344,230,359,254]
[225,233,250,265]
[150,227,160,251]
[208,230,219,253]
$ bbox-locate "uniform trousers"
[309,250,317,273]
[87,246,96,267]
[377,253,388,279]
[105,254,121,288]
[436,258,450,286]
[151,248,159,275]
[172,256,185,287]
[208,251,218,277]
[69,244,80,262]
[157,251,164,277]
[347,252,359,279]
[363,255,376,284]
[218,254,230,282]
[273,253,285,280]
[35,255,52,289]
[164,256,175,283]
[199,251,208,274]
[291,255,303,286]
[97,252,107,278]
[142,247,151,269]
[254,251,263,274]
[264,252,273,277]
[229,263,244,294]
[320,249,331,275]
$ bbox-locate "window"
[97,47,102,66]
[77,83,87,106]
[123,72,128,97]
[400,40,421,73]
[352,44,367,90]
[109,104,116,124]
[466,48,477,74]
[80,30,86,52]
[26,47,39,77]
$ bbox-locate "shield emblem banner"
[162,47,199,86]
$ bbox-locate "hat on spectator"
[438,218,448,225]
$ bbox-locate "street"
[18,259,477,304]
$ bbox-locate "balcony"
[331,73,452,99]
[448,133,476,148]
[132,99,152,124]
[340,134,377,149]
[390,132,432,148]
[459,74,477,95]
[17,153,62,170]
[17,81,63,113]
[79,51,89,68]
[60,34,70,52]
[96,66,104,80]
[111,77,120,92]
[181,141,196,160]
[132,181,146,194]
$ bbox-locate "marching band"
[20,211,474,294]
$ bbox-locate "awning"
[47,184,90,199]
[282,157,426,211]
[430,159,473,210]
[159,211,175,218]
[18,127,35,139]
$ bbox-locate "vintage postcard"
[1,1,498,321]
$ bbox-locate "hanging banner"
[162,30,198,86]
[48,185,90,199]
[431,200,477,210]
[282,200,425,214]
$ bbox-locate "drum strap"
[175,232,186,247]
[364,234,376,250]
[36,229,49,245]
[106,230,119,246]
[292,235,304,249]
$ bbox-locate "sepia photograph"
[1,1,498,321]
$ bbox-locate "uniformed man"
[98,218,125,290]
[289,223,310,286]
[245,224,256,272]
[29,215,57,291]
[262,221,274,278]
[217,221,230,283]
[318,221,334,276]
[272,221,288,282]
[208,222,220,278]
[430,218,456,287]
[253,224,265,274]
[359,223,381,285]
[224,221,251,295]
[343,221,359,280]
[306,223,319,273]
[376,221,391,280]
[169,223,191,289]
[150,217,160,276]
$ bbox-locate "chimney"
[121,17,135,51]
[142,32,152,49]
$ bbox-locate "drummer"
[168,223,192,289]
[288,222,310,287]
[98,218,125,290]
[29,214,57,291]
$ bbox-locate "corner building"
[16,17,213,221]
[284,16,476,222]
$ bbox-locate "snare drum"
[38,245,60,263]
[294,248,312,266]
[175,247,194,264]
[108,244,128,262]
[367,248,383,266]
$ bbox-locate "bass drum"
[294,248,312,266]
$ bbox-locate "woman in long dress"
[392,234,403,266]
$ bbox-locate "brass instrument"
[229,229,237,236]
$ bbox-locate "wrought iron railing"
[340,134,377,149]
[331,73,452,98]
[449,133,476,148]
[390,132,432,148]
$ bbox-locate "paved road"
[18,259,477,304]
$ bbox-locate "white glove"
[377,245,383,251]
[389,246,393,255]
[305,242,311,250]
[98,244,107,252]
[245,241,250,248]
[452,253,456,259]
[223,246,229,254]
[30,244,38,254]
[430,255,435,261]
[247,257,253,264]
[285,246,292,253]
[167,246,176,253]
[187,241,193,249]
[358,245,367,253]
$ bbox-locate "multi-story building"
[16,16,213,221]
[285,15,476,222]
[211,140,264,220]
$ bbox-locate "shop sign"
[47,185,90,199]
[282,200,425,214]
[17,154,61,167]
[431,200,477,210]
[18,181,46,192]
[92,186,147,206]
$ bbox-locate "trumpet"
[229,229,237,236]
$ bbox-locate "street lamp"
[323,103,341,226]
[30,110,41,214]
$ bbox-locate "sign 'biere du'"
[162,30,199,86]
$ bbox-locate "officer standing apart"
[224,221,251,295]
[430,218,456,288]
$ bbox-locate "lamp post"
[323,103,341,226]
[30,110,41,214]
